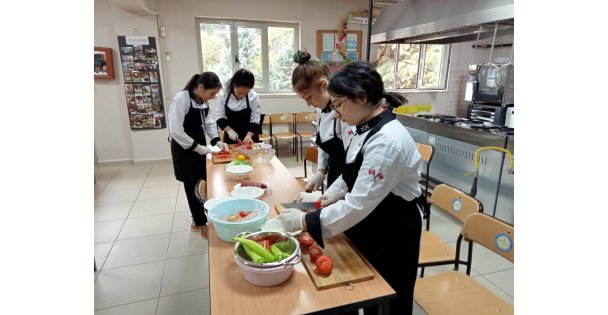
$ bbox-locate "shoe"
[191,221,201,230]
[200,225,209,239]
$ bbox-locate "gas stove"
[413,114,514,136]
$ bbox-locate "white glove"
[193,144,211,155]
[226,128,239,141]
[243,132,254,144]
[305,170,326,192]
[216,141,229,150]
[295,191,322,203]
[278,208,304,232]
[320,189,347,207]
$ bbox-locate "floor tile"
[118,214,173,240]
[94,261,164,310]
[160,254,209,296]
[95,202,133,222]
[167,231,208,259]
[104,234,170,269]
[157,288,210,315]
[483,268,514,297]
[424,207,464,243]
[103,178,146,192]
[95,220,125,243]
[472,274,514,305]
[172,211,195,232]
[94,299,157,315]
[143,176,178,189]
[137,185,179,201]
[470,244,514,275]
[175,197,189,213]
[95,242,114,271]
[129,198,176,218]
[95,189,141,206]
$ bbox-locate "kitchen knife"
[280,201,322,211]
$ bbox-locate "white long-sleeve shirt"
[169,90,219,149]
[319,119,422,238]
[315,108,354,170]
[215,89,261,128]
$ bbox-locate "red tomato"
[315,255,333,275]
[309,245,323,263]
[238,211,248,217]
[299,233,314,248]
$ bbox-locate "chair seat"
[297,131,315,138]
[259,134,271,141]
[415,270,514,315]
[419,231,456,265]
[273,133,297,139]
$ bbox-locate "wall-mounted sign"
[348,16,376,24]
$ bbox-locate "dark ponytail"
[328,61,407,109]
[183,71,222,99]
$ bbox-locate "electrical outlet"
[165,51,171,62]
[160,27,166,37]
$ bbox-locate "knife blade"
[280,201,322,211]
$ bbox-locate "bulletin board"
[117,35,166,130]
[316,30,362,63]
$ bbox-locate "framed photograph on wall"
[94,47,115,80]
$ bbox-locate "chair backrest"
[429,184,483,224]
[269,113,295,134]
[460,213,514,263]
[295,112,316,133]
[304,146,318,164]
[416,142,434,163]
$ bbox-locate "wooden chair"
[414,213,514,315]
[295,146,324,193]
[258,114,272,144]
[419,184,483,277]
[416,142,434,229]
[295,112,317,160]
[270,113,298,161]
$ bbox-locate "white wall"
[94,0,514,163]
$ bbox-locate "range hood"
[371,0,514,44]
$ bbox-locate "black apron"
[223,94,259,144]
[171,100,208,183]
[315,111,345,186]
[341,111,425,315]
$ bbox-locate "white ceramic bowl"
[207,198,269,243]
[249,149,275,164]
[231,186,265,199]
[225,164,253,180]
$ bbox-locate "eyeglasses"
[329,97,348,111]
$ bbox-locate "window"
[373,43,451,90]
[196,18,299,93]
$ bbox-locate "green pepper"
[242,244,265,263]
[233,237,276,263]
[270,244,291,261]
[272,241,295,255]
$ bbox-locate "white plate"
[226,164,253,175]
[261,218,302,236]
[230,186,264,199]
[233,181,271,193]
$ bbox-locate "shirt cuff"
[210,137,220,146]
[304,210,324,248]
[217,118,228,130]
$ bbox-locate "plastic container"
[249,149,275,164]
[207,198,269,243]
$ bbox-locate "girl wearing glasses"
[279,62,427,315]
[291,51,354,197]
[169,72,229,239]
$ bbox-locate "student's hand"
[295,191,322,203]
[278,208,304,232]
[319,189,347,207]
[243,132,254,144]
[305,170,326,192]
[226,128,239,141]
[216,141,229,151]
[193,144,211,155]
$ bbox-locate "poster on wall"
[117,35,166,130]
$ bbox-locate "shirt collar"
[321,100,333,113]
[355,109,394,134]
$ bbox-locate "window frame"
[195,18,299,94]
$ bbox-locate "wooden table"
[206,156,396,315]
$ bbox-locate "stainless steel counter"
[397,114,514,224]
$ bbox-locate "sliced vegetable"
[308,245,323,263]
[315,255,333,275]
[299,233,314,248]
[270,244,291,261]
[233,237,276,263]
[257,239,271,252]
[272,241,295,254]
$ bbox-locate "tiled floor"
[94,145,514,314]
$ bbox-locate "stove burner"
[414,114,514,135]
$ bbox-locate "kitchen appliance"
[466,63,514,106]
[505,107,514,128]
[466,103,506,126]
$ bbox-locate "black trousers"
[183,179,207,226]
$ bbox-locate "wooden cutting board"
[274,203,375,290]
[212,151,236,164]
